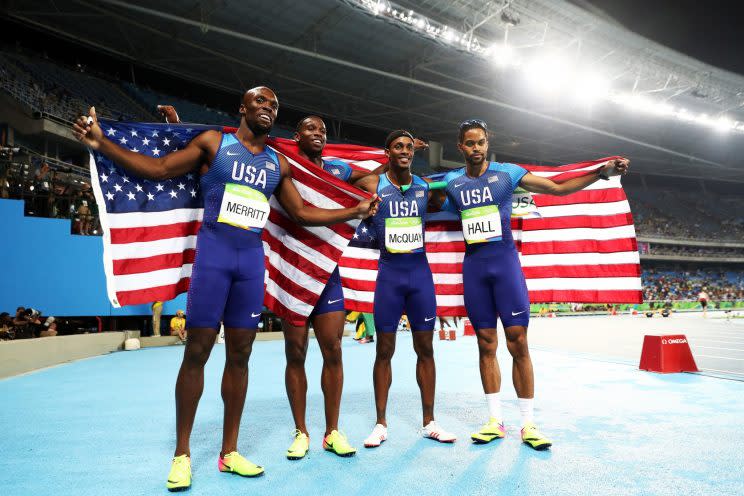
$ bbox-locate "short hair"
[384,129,414,149]
[458,119,488,143]
[295,115,324,133]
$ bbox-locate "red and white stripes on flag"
[263,138,371,325]
[339,157,642,316]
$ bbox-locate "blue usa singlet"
[443,161,530,329]
[370,173,437,332]
[186,133,282,329]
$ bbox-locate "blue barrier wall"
[0,199,187,316]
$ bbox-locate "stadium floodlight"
[489,43,518,68]
[572,71,610,104]
[349,0,485,54]
[525,53,573,94]
[714,116,735,132]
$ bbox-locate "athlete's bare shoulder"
[275,151,291,178]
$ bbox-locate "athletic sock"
[485,392,502,419]
[518,398,534,426]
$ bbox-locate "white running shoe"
[364,424,388,448]
[422,420,457,443]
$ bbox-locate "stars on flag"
[93,121,210,213]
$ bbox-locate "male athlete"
[158,107,427,459]
[355,130,457,448]
[72,87,379,491]
[440,120,629,450]
[282,116,392,459]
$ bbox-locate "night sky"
[581,0,744,76]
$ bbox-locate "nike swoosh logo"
[227,151,240,156]
[381,193,393,198]
[251,312,261,317]
[454,182,465,188]
[511,310,526,316]
[327,298,343,305]
[425,317,435,322]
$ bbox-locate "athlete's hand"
[157,105,180,124]
[600,157,630,177]
[413,138,429,151]
[355,194,380,219]
[72,106,104,150]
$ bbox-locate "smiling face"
[293,116,327,156]
[385,136,415,171]
[458,127,489,167]
[239,86,278,136]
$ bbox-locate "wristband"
[401,180,447,192]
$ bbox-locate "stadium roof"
[4,0,744,180]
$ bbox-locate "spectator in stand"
[151,301,163,336]
[1,312,13,340]
[39,317,58,337]
[170,310,187,342]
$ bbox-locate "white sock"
[518,398,534,426]
[485,392,502,419]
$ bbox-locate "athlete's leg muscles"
[311,310,346,436]
[373,331,397,426]
[282,321,310,435]
[220,327,257,457]
[475,327,501,393]
[174,327,219,457]
[504,325,534,398]
[412,330,435,426]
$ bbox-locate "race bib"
[511,187,540,219]
[217,183,270,231]
[385,217,424,253]
[461,205,501,244]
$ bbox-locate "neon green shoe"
[322,430,356,457]
[287,430,310,460]
[166,454,191,492]
[471,417,506,444]
[521,422,552,451]
[218,451,264,477]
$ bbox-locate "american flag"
[89,121,211,306]
[339,158,643,315]
[90,120,640,323]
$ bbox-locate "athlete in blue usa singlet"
[73,88,379,488]
[442,160,530,329]
[186,133,281,330]
[356,130,457,448]
[440,119,629,452]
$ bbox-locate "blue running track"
[2,333,743,496]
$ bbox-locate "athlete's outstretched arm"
[350,162,388,183]
[519,158,629,196]
[72,107,216,180]
[275,154,380,226]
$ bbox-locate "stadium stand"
[643,266,744,301]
